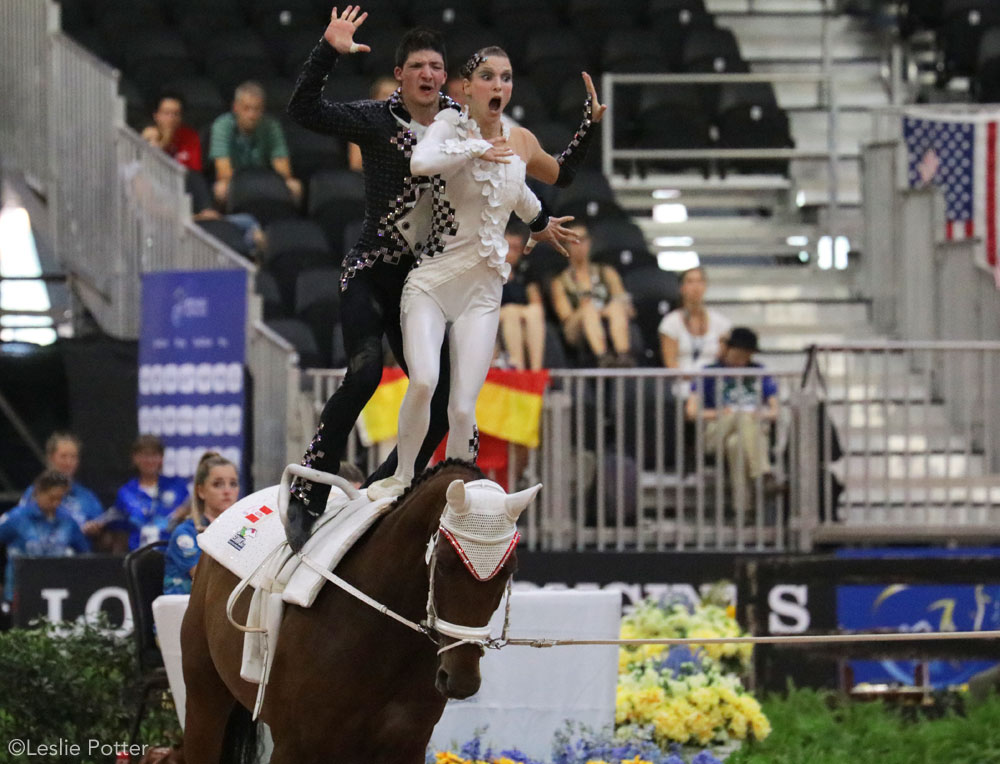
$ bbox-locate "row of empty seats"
[899,0,1000,100]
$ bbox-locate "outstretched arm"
[287,6,376,143]
[525,72,606,187]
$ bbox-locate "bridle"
[243,466,520,656]
[422,526,516,654]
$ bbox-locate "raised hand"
[581,72,607,123]
[324,5,371,55]
[526,215,577,257]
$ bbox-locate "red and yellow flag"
[358,368,550,448]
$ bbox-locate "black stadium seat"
[681,26,744,73]
[263,219,333,305]
[294,266,342,362]
[523,30,589,104]
[203,29,277,99]
[228,168,299,226]
[255,270,287,320]
[940,0,1000,77]
[266,317,326,368]
[308,169,367,253]
[977,26,1000,101]
[622,266,680,365]
[409,0,484,30]
[285,121,346,184]
[505,79,548,128]
[589,219,657,274]
[197,218,253,257]
[602,30,672,75]
[715,84,793,176]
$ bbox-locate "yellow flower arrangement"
[613,597,771,749]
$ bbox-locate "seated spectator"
[550,220,634,367]
[19,432,105,546]
[0,470,89,606]
[660,266,731,372]
[499,221,546,370]
[163,452,239,595]
[209,80,302,206]
[185,170,266,259]
[347,76,399,172]
[113,435,190,551]
[685,327,778,514]
[141,91,202,172]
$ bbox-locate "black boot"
[285,424,336,553]
[286,479,332,552]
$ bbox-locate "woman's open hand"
[581,72,607,123]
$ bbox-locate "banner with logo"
[837,547,1000,689]
[138,271,248,484]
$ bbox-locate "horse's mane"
[391,458,485,510]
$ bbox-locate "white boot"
[366,475,410,501]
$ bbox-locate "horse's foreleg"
[181,568,238,764]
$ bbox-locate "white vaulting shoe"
[366,475,410,501]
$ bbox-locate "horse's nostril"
[436,666,449,690]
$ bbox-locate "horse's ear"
[504,483,542,521]
[445,479,470,515]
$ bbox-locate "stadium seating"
[227,168,299,225]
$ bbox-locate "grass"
[727,687,1000,764]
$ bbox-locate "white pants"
[395,260,502,481]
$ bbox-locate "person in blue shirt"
[685,326,779,514]
[0,470,90,603]
[114,435,190,551]
[164,452,239,595]
[20,432,106,542]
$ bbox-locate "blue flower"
[460,736,482,760]
[664,755,686,764]
[691,752,724,764]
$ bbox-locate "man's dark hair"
[155,90,186,112]
[395,27,446,70]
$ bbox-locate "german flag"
[358,368,550,448]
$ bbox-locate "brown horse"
[180,460,538,764]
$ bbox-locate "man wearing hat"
[685,326,778,514]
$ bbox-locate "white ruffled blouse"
[407,107,541,290]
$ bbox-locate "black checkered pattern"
[420,176,459,262]
[291,422,326,511]
[469,425,480,461]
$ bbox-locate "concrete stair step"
[774,79,890,110]
[711,299,869,327]
[839,502,1000,524]
[789,111,874,157]
[842,453,985,480]
[707,0,827,12]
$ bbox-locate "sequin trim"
[557,95,594,167]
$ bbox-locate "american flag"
[903,113,999,271]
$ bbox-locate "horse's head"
[424,478,540,699]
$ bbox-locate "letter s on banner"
[767,584,810,634]
[85,586,133,637]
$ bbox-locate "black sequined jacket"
[287,39,461,290]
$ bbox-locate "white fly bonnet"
[437,479,541,581]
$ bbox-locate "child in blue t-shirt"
[164,452,239,595]
[113,435,190,551]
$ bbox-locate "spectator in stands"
[499,220,546,370]
[19,432,105,544]
[660,266,731,372]
[141,91,202,172]
[550,220,634,367]
[163,452,238,595]
[685,326,778,513]
[0,470,89,605]
[209,81,302,207]
[113,435,190,551]
[348,76,400,172]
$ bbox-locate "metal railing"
[806,342,1000,543]
[0,0,56,190]
[0,2,297,492]
[302,367,803,552]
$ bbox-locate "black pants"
[307,268,451,486]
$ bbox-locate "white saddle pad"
[199,482,395,689]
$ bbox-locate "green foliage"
[0,618,182,763]
[727,686,1000,764]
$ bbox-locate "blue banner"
[837,547,1000,688]
[138,270,247,483]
